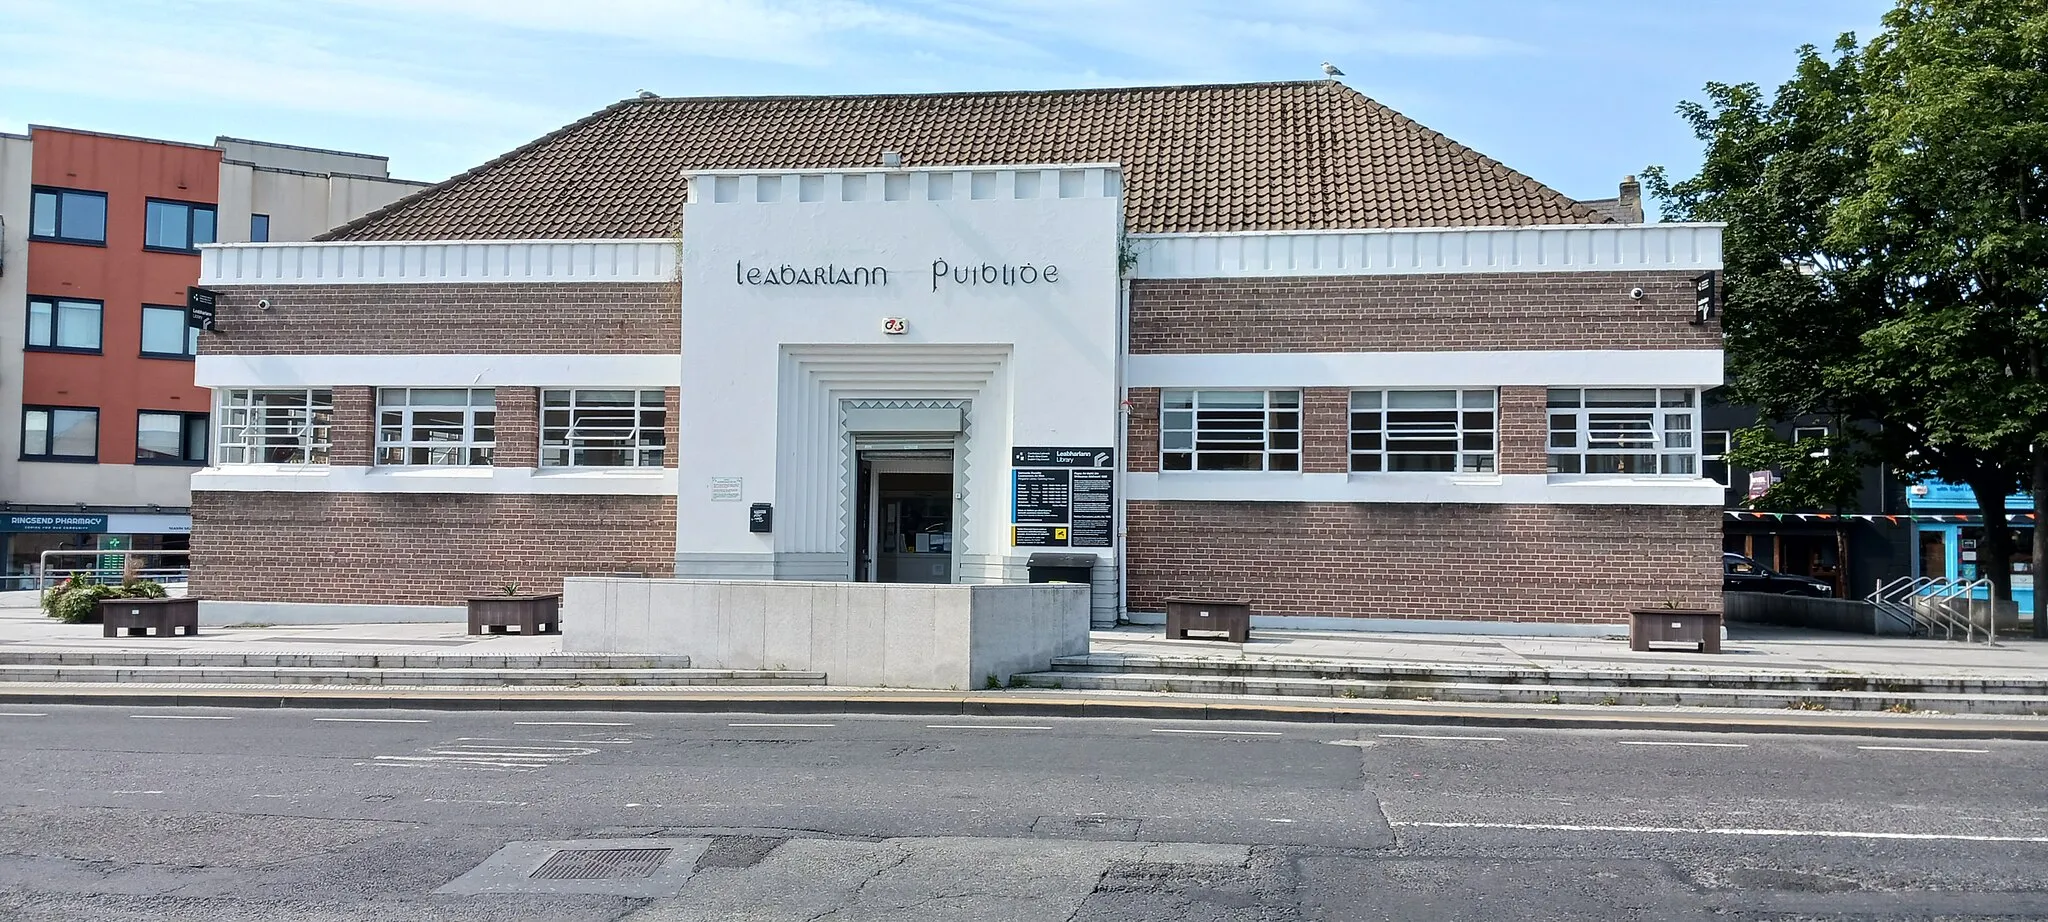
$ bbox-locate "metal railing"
[1867,576,1997,643]
[32,550,191,593]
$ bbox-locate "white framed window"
[1160,390,1300,471]
[1794,426,1829,458]
[1703,429,1731,486]
[1350,389,1495,473]
[377,388,495,466]
[1547,388,1698,475]
[217,389,332,464]
[541,389,666,467]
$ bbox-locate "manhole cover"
[531,848,673,880]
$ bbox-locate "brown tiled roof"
[322,81,1610,241]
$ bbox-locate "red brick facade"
[1129,272,1719,354]
[190,492,676,606]
[493,388,540,468]
[1496,386,1549,475]
[207,282,678,354]
[1126,502,1721,623]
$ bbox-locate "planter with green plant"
[42,576,170,625]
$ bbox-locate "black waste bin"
[1027,553,1096,585]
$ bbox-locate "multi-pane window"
[22,407,98,461]
[1350,390,1496,473]
[140,305,199,358]
[541,389,666,467]
[137,411,208,465]
[1703,430,1731,487]
[217,389,332,464]
[249,213,271,243]
[1160,390,1300,471]
[29,187,107,244]
[144,199,217,251]
[377,388,495,466]
[1547,388,1698,475]
[27,296,102,352]
[1794,426,1830,458]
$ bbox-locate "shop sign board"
[1011,446,1112,548]
[0,513,109,534]
[1746,470,1775,500]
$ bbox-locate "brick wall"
[1126,501,1721,623]
[1125,388,1160,474]
[190,492,676,606]
[1129,272,1719,354]
[493,388,539,467]
[205,282,678,354]
[1496,386,1548,475]
[330,387,374,466]
[1302,387,1348,473]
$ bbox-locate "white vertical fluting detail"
[197,240,678,285]
[1129,223,1725,278]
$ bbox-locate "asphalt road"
[2,705,2046,921]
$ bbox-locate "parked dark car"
[1723,552,1834,597]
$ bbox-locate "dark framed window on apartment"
[540,389,666,467]
[143,199,218,252]
[1160,389,1301,471]
[29,186,108,245]
[137,411,209,465]
[21,406,99,462]
[1350,389,1497,473]
[26,296,103,353]
[249,213,271,243]
[140,304,199,359]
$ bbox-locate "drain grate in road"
[531,847,673,880]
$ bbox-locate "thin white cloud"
[0,0,550,125]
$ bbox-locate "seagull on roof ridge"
[1320,62,1345,78]
[636,89,658,99]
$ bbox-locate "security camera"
[256,298,272,311]
[1629,287,1645,300]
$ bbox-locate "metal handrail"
[1867,576,1998,643]
[34,550,191,593]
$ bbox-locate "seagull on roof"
[636,89,658,99]
[1320,62,1345,78]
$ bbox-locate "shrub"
[45,578,170,624]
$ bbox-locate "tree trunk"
[2035,455,2048,638]
[1970,478,2014,602]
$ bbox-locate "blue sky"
[0,0,1886,216]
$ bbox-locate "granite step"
[0,652,697,669]
[0,664,825,687]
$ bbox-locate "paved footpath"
[8,592,2048,737]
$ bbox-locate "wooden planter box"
[467,594,561,635]
[1628,608,1723,653]
[101,597,200,638]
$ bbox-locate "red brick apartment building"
[0,128,422,587]
[187,81,1725,632]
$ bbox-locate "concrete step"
[0,652,697,669]
[1046,653,2048,697]
[0,665,825,687]
[1013,670,2048,716]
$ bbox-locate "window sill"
[27,236,107,248]
[136,458,207,467]
[25,346,104,357]
[142,245,205,256]
[139,352,197,362]
[19,455,99,464]
[533,467,670,478]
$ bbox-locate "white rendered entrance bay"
[674,166,1124,596]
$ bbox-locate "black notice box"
[1011,469,1071,523]
[186,286,218,331]
[748,503,773,533]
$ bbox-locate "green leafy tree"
[1647,0,2048,631]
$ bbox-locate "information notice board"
[1010,446,1113,547]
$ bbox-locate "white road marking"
[729,722,836,728]
[514,721,633,727]
[1858,745,1990,754]
[314,717,431,723]
[109,790,165,795]
[925,725,1051,731]
[1616,740,1750,748]
[1151,728,1284,736]
[0,712,47,717]
[130,714,233,720]
[1389,820,2048,844]
[1264,818,1297,824]
[1377,733,1505,742]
